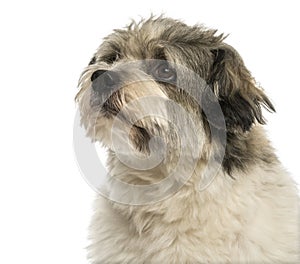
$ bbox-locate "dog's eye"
[102,53,120,64]
[153,63,177,83]
[89,56,96,65]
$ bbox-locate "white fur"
[87,146,300,263]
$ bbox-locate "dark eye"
[88,56,96,65]
[102,53,120,64]
[153,62,177,82]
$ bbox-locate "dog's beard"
[82,89,202,184]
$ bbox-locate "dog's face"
[76,17,275,178]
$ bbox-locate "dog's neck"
[222,126,278,174]
[104,154,229,233]
[104,126,279,234]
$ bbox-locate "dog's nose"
[91,70,106,82]
[91,70,120,93]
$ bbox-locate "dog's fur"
[76,17,300,263]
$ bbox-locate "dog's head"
[76,17,275,180]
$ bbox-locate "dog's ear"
[208,44,275,132]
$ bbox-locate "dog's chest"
[89,197,242,263]
[88,174,300,263]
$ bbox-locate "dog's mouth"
[90,89,122,118]
[101,101,118,116]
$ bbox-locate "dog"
[76,16,300,263]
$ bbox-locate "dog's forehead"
[97,18,216,59]
[92,18,227,82]
[99,24,171,60]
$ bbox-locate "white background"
[0,1,299,263]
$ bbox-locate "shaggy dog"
[76,17,300,263]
